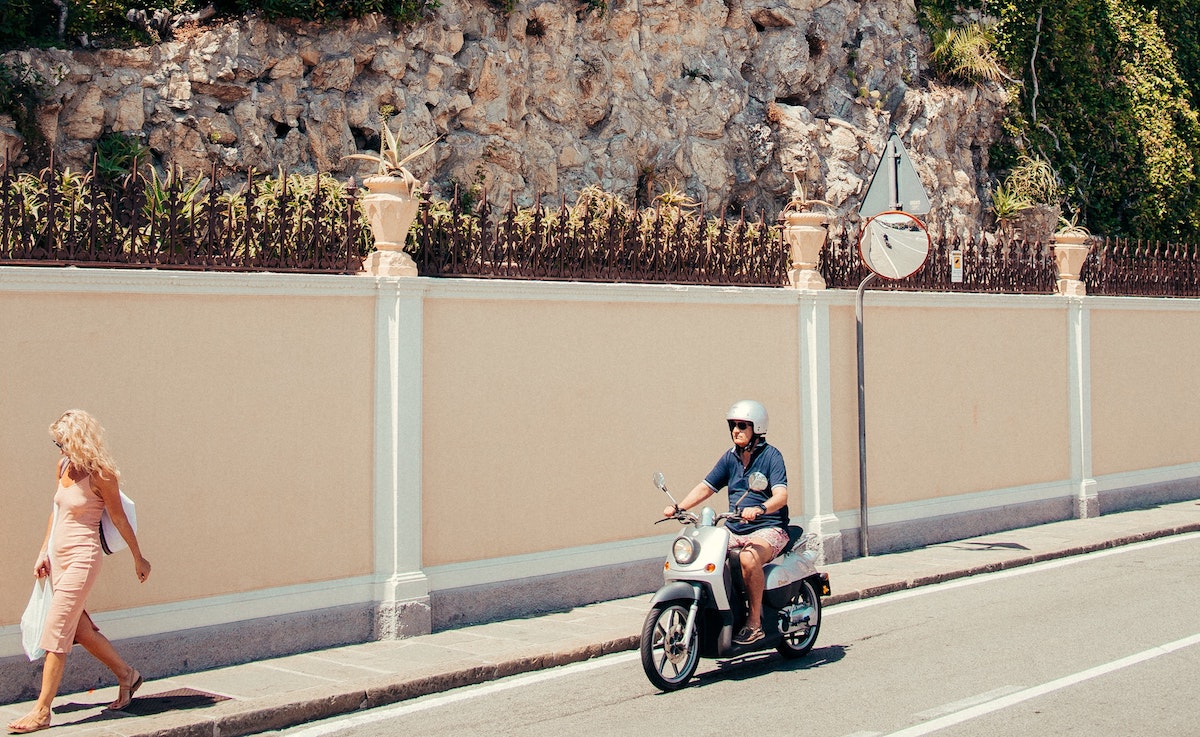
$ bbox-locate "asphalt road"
[271,533,1200,737]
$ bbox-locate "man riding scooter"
[661,400,789,646]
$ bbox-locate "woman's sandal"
[6,713,51,734]
[107,669,143,711]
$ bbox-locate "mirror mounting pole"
[855,272,878,558]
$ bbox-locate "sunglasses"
[53,440,63,449]
[728,421,752,431]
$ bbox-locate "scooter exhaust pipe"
[781,604,813,630]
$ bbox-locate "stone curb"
[821,523,1200,606]
[170,636,644,737]
[98,522,1200,737]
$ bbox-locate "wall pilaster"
[372,278,431,637]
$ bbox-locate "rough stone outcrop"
[1,0,1009,232]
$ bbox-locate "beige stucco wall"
[1090,303,1200,476]
[828,300,1072,513]
[0,281,376,626]
[420,290,802,567]
[2,268,1196,644]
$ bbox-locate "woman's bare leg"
[73,613,141,709]
[5,650,65,732]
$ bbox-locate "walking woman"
[7,410,151,734]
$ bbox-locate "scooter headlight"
[672,536,698,565]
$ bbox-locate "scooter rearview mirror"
[652,472,679,505]
[748,472,768,492]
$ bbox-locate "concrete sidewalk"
[5,499,1199,737]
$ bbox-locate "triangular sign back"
[859,134,931,218]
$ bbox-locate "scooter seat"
[778,525,806,556]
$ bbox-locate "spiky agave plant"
[344,114,438,196]
[782,171,833,213]
[991,182,1034,222]
[1056,210,1091,238]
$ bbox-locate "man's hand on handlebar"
[739,505,767,521]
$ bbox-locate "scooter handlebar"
[655,510,744,525]
[656,510,699,524]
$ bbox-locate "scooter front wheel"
[640,600,699,691]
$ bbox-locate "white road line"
[912,685,1023,719]
[879,632,1200,737]
[283,532,1198,736]
[830,531,1200,616]
[284,652,639,737]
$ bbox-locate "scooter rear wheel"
[776,579,821,659]
[640,600,699,691]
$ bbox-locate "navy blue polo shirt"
[703,441,789,535]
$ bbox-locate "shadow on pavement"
[951,541,1031,551]
[52,688,230,724]
[121,688,231,717]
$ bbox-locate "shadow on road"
[683,643,850,689]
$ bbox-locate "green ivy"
[920,0,1200,240]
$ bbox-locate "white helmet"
[726,400,768,434]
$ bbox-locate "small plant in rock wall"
[991,154,1060,225]
[931,23,1006,85]
[95,132,150,181]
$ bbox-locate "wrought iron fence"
[0,159,368,273]
[2,159,1198,297]
[821,231,1058,294]
[1083,237,1200,297]
[410,194,787,287]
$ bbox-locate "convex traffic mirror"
[857,210,931,280]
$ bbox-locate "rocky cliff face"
[0,0,1008,233]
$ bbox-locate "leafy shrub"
[930,23,1005,84]
[0,162,367,265]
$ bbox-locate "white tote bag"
[99,490,136,555]
[20,578,52,661]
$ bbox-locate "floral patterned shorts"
[728,526,790,560]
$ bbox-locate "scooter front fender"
[648,580,701,608]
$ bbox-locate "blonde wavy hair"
[49,409,120,481]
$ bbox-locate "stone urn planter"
[779,172,833,290]
[360,175,421,277]
[782,210,829,290]
[1051,230,1092,296]
[345,117,438,277]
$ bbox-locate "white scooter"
[640,472,830,691]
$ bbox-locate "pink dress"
[40,465,104,653]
